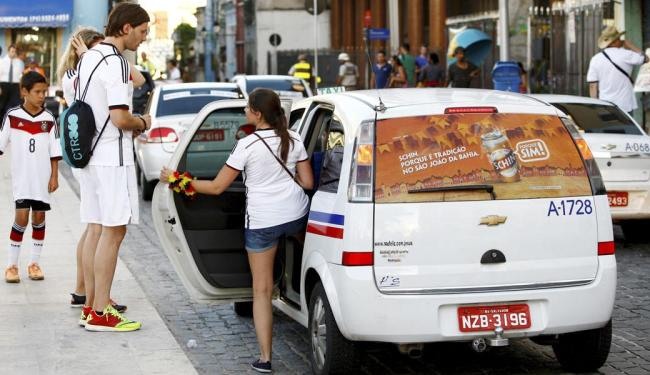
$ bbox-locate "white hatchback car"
[232,74,313,101]
[532,94,650,240]
[153,89,616,374]
[134,82,244,200]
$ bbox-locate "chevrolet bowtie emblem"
[479,215,507,226]
[601,144,616,150]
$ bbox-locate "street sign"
[317,86,346,95]
[269,33,282,47]
[368,28,390,41]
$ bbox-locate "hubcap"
[310,296,327,370]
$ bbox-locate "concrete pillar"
[429,0,446,63]
[388,0,399,53]
[342,0,354,49]
[407,0,423,53]
[330,0,341,49]
[370,0,386,51]
[498,0,509,60]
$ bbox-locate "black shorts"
[15,199,51,211]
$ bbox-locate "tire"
[552,320,612,372]
[308,282,359,374]
[233,301,253,317]
[621,220,650,242]
[140,169,156,201]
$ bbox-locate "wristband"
[138,116,147,131]
[167,170,196,199]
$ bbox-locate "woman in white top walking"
[161,88,313,373]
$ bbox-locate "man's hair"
[401,43,410,52]
[105,3,150,37]
[377,50,386,56]
[21,71,47,92]
[429,53,439,65]
[454,46,465,55]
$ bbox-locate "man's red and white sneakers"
[79,306,92,327]
[85,305,141,332]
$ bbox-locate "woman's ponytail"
[248,88,294,162]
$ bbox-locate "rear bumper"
[135,141,175,182]
[605,181,650,220]
[328,255,616,343]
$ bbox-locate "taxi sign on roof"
[317,86,346,95]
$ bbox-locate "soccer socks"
[31,222,45,264]
[8,223,25,267]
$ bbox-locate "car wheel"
[621,220,650,242]
[233,301,253,317]
[140,169,156,201]
[552,320,612,372]
[308,282,359,375]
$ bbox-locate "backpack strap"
[89,115,111,156]
[601,50,634,84]
[252,132,296,181]
[77,51,120,102]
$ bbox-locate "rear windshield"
[244,79,308,98]
[375,113,592,203]
[156,88,241,117]
[550,103,642,135]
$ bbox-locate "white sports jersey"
[62,68,77,106]
[76,42,134,166]
[0,106,62,203]
[226,129,309,229]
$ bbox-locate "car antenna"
[363,27,386,113]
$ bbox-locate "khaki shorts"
[78,165,139,226]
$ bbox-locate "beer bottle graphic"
[480,128,520,182]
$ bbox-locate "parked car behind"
[132,66,155,115]
[531,94,650,240]
[153,88,616,374]
[134,82,244,200]
[232,74,313,101]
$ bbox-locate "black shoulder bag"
[601,50,634,84]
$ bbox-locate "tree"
[172,23,196,66]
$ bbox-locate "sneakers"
[79,305,92,326]
[27,263,44,280]
[70,294,127,313]
[85,305,141,332]
[5,265,20,283]
[251,359,272,373]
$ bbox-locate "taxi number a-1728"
[547,199,593,216]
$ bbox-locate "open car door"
[152,99,254,301]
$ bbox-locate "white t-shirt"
[226,129,309,229]
[76,42,134,166]
[586,47,646,112]
[169,67,181,80]
[338,62,358,87]
[62,68,77,105]
[0,56,24,83]
[0,106,62,203]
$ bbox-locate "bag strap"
[90,116,110,156]
[252,132,296,181]
[601,50,634,84]
[76,51,120,102]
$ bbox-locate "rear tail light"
[598,241,615,255]
[146,127,178,143]
[444,106,498,114]
[348,119,375,202]
[342,251,373,266]
[561,117,606,195]
[236,124,256,140]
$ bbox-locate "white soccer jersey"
[76,42,134,166]
[0,106,63,203]
[62,68,77,106]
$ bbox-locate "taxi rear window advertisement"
[375,114,593,203]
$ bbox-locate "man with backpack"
[73,3,151,332]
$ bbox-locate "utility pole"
[498,0,509,61]
[313,0,319,89]
[205,0,215,82]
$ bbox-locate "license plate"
[194,129,224,142]
[458,304,531,332]
[607,191,628,207]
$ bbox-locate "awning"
[0,0,73,28]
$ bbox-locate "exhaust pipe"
[397,343,424,359]
[471,338,487,352]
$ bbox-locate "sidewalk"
[0,153,197,375]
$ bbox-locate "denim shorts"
[245,215,308,253]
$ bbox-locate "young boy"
[0,71,62,283]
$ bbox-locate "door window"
[289,108,305,131]
[303,107,334,189]
[318,118,345,193]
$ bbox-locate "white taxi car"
[134,82,244,200]
[532,94,650,240]
[153,89,616,374]
[232,74,313,101]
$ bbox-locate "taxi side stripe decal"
[308,211,345,226]
[307,223,344,239]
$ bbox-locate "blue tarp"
[0,0,73,28]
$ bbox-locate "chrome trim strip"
[380,279,594,295]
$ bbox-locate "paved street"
[61,164,650,374]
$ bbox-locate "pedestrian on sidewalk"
[160,88,314,373]
[0,72,62,283]
[388,55,407,88]
[336,52,358,91]
[370,50,392,89]
[399,43,416,87]
[0,45,25,120]
[76,2,151,332]
[587,26,648,116]
[57,27,128,315]
[418,52,445,87]
[447,46,480,88]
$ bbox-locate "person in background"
[288,54,315,88]
[160,88,313,373]
[23,58,46,78]
[587,25,648,116]
[371,50,392,89]
[0,72,61,283]
[336,52,358,91]
[399,43,416,87]
[419,53,445,87]
[0,45,25,120]
[517,61,528,93]
[139,51,156,77]
[447,46,480,88]
[389,55,407,88]
[415,45,429,77]
[167,59,181,81]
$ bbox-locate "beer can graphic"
[481,129,520,182]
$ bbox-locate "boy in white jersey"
[0,72,62,282]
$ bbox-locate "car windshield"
[244,79,308,98]
[550,102,642,135]
[156,88,241,117]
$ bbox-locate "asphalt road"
[61,165,650,374]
